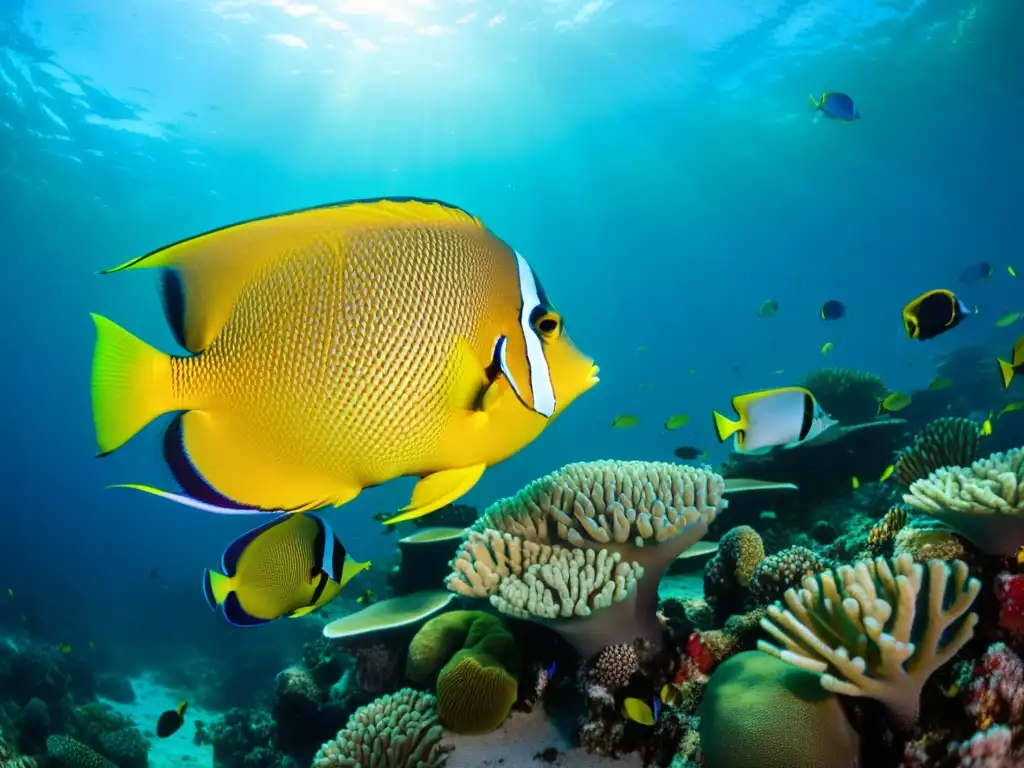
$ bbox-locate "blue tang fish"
[810,92,859,121]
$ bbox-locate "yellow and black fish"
[203,513,369,626]
[157,701,188,738]
[997,336,1024,389]
[90,198,599,525]
[902,289,975,341]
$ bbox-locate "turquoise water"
[1,0,1022,705]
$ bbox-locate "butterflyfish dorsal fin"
[99,198,485,353]
[339,557,372,588]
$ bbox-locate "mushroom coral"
[903,447,1024,556]
[445,460,726,657]
[757,553,980,728]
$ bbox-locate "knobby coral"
[894,417,982,487]
[446,460,726,657]
[798,367,887,424]
[312,688,450,768]
[704,526,765,615]
[903,447,1024,556]
[758,554,980,728]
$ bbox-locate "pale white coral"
[903,448,1024,555]
[312,688,450,768]
[758,554,980,727]
[475,460,726,548]
[446,460,723,657]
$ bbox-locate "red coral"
[686,632,715,676]
[994,573,1024,637]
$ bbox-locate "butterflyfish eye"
[533,311,562,339]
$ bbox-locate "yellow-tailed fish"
[997,336,1024,389]
[612,414,639,429]
[879,464,895,482]
[928,376,953,391]
[820,342,834,356]
[1018,545,1024,567]
[621,696,661,726]
[757,299,779,318]
[851,477,860,489]
[157,702,188,738]
[356,589,376,605]
[997,402,1024,419]
[664,414,690,430]
[877,392,912,415]
[996,312,1023,328]
[90,198,598,525]
[902,289,975,341]
[660,684,683,707]
[202,512,369,626]
[58,643,71,654]
[1010,266,1018,278]
[6,589,12,598]
[637,345,648,352]
[980,411,993,436]
[712,387,837,452]
[688,369,696,375]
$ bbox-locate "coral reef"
[312,688,450,768]
[323,591,455,641]
[758,554,980,727]
[904,447,1024,555]
[391,528,466,596]
[798,367,888,424]
[748,546,832,606]
[413,504,478,529]
[406,611,520,734]
[446,460,726,656]
[703,526,764,618]
[698,651,860,768]
[591,643,638,691]
[868,505,908,550]
[45,735,116,768]
[894,417,982,488]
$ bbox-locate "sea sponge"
[446,460,724,656]
[312,688,450,768]
[798,367,887,424]
[758,553,980,727]
[903,447,1024,555]
[698,651,860,768]
[894,417,982,487]
[45,736,116,768]
[406,611,520,734]
[893,526,966,563]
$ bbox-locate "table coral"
[758,553,980,727]
[903,447,1024,556]
[312,688,450,768]
[446,460,725,657]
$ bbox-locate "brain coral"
[407,611,520,734]
[446,460,725,657]
[699,651,860,768]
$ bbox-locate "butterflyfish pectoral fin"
[447,336,492,413]
[383,464,488,525]
[108,484,285,515]
[288,605,319,618]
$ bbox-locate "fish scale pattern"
[168,214,519,495]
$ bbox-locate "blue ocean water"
[1,0,1022,710]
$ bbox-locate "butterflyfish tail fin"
[711,410,742,443]
[91,314,176,456]
[339,558,372,588]
[203,569,232,608]
[998,358,1016,389]
[383,464,487,525]
[177,701,188,717]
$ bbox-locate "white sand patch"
[444,707,643,767]
[100,674,214,768]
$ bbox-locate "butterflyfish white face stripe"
[512,251,556,418]
[320,516,337,581]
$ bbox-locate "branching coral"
[446,460,726,657]
[757,554,980,728]
[798,367,887,424]
[903,447,1024,556]
[312,688,450,768]
[895,417,982,487]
